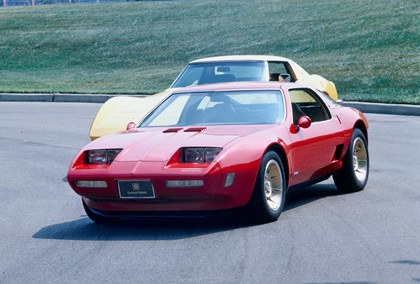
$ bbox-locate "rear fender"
[296,74,338,101]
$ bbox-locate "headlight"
[182,147,222,163]
[86,149,122,164]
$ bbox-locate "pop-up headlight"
[182,147,222,163]
[86,149,122,165]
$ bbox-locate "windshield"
[140,90,285,127]
[171,61,266,88]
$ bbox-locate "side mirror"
[126,122,137,130]
[280,74,291,82]
[298,116,312,129]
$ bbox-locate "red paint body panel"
[67,82,368,214]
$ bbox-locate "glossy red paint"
[67,82,368,216]
[126,122,136,130]
[297,116,312,129]
[68,125,277,211]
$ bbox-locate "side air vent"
[334,144,344,160]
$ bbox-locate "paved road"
[0,102,419,284]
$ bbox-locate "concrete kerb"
[0,93,116,103]
[342,101,420,117]
[0,93,55,102]
[1,93,420,116]
[53,94,116,103]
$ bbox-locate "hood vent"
[184,127,207,132]
[163,127,183,133]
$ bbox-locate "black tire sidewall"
[249,151,286,222]
[334,128,369,192]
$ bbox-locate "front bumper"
[67,160,256,212]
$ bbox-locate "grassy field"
[0,0,419,104]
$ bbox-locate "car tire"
[247,151,286,223]
[82,198,116,223]
[333,128,369,193]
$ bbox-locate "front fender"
[89,90,171,140]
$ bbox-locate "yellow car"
[89,55,338,140]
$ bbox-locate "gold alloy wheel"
[264,159,283,211]
[352,137,368,182]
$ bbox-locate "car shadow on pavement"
[33,183,340,241]
[284,183,340,212]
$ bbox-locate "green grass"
[0,0,419,104]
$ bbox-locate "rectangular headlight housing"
[86,149,122,164]
[182,147,222,163]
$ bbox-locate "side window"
[289,89,331,124]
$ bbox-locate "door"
[287,88,344,185]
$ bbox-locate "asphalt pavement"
[1,92,420,116]
[1,103,419,284]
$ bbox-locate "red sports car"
[67,82,369,223]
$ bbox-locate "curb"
[0,93,116,103]
[1,93,419,116]
[342,101,420,117]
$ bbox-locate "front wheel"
[333,128,369,193]
[247,151,286,223]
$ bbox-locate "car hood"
[86,125,274,162]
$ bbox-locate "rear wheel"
[333,128,369,193]
[82,198,116,223]
[247,151,286,223]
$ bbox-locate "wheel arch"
[265,143,290,188]
[354,120,369,144]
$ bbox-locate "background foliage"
[0,0,419,103]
